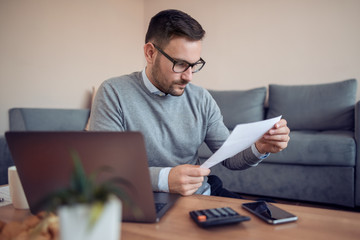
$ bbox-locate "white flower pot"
[58,196,122,240]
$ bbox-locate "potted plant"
[46,150,136,240]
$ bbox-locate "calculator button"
[203,210,213,218]
[216,208,228,216]
[197,215,207,222]
[209,208,221,217]
[224,207,237,216]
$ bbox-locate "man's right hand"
[168,164,210,196]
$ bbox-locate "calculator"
[189,207,250,228]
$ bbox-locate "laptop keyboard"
[155,202,167,213]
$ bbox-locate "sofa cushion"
[265,130,356,166]
[208,87,266,130]
[267,79,357,131]
[211,163,355,207]
[9,108,90,131]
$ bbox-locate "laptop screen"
[6,131,166,222]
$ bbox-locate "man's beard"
[151,57,187,96]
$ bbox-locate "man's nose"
[181,67,193,82]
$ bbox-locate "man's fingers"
[269,126,290,135]
[187,176,206,184]
[176,174,204,185]
[264,134,290,142]
[182,182,203,195]
[274,119,287,128]
[185,165,210,177]
[168,164,210,196]
[255,118,290,154]
[172,179,203,196]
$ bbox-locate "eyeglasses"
[153,44,206,73]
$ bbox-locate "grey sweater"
[89,71,261,194]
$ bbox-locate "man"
[89,9,290,198]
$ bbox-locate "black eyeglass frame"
[152,44,206,73]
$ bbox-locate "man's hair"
[145,9,205,48]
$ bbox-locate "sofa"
[200,79,359,208]
[1,79,358,208]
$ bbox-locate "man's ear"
[144,43,157,64]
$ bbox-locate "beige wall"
[144,0,360,91]
[0,0,145,134]
[1,0,360,134]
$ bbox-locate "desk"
[122,195,360,240]
[1,195,360,240]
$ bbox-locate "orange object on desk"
[197,215,207,222]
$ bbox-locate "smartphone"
[242,201,298,224]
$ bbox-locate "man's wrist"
[254,142,267,154]
[251,144,270,160]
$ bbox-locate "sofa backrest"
[9,108,90,131]
[208,87,267,130]
[267,79,357,131]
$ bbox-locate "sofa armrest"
[0,135,14,185]
[355,101,360,206]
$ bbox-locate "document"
[200,116,282,169]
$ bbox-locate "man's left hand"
[255,118,290,154]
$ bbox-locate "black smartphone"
[242,201,298,224]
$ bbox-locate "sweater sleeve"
[221,146,263,170]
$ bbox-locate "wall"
[1,0,360,134]
[0,0,145,134]
[144,0,360,93]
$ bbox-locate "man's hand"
[255,118,290,154]
[168,164,210,196]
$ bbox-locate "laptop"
[5,131,180,223]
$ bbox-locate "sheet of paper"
[200,115,282,169]
[0,185,12,207]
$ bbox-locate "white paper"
[200,116,282,169]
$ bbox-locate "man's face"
[150,37,202,96]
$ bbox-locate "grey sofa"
[1,79,358,208]
[200,79,359,208]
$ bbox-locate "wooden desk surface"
[122,195,360,240]
[1,195,360,240]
